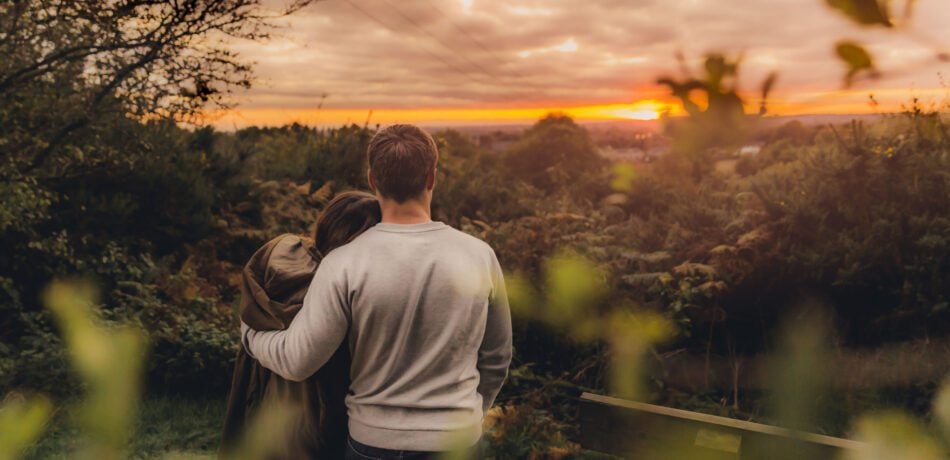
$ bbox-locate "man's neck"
[379,198,432,225]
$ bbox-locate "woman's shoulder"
[241,234,319,330]
[264,233,319,265]
[244,234,320,281]
[268,233,315,252]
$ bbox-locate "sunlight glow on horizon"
[207,100,677,129]
[223,0,950,131]
[596,100,670,120]
[206,86,948,130]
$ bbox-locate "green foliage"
[483,401,579,459]
[609,163,637,193]
[657,54,775,181]
[836,41,877,87]
[43,281,146,458]
[2,99,945,454]
[767,308,833,460]
[503,113,606,191]
[824,0,949,87]
[0,395,52,460]
[847,411,945,460]
[110,272,236,393]
[1,1,948,450]
[433,131,535,225]
[508,249,674,402]
[826,0,893,27]
[0,0,319,400]
[482,97,949,452]
[1,280,306,459]
[240,123,372,188]
[0,164,51,234]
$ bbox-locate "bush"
[503,114,606,191]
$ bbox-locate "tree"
[0,0,312,174]
[503,113,605,191]
[0,0,316,396]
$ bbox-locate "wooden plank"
[579,392,865,459]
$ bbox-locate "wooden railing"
[579,392,865,459]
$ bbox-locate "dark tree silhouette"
[0,0,313,172]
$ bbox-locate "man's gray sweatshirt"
[242,221,512,451]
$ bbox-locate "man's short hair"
[367,124,439,203]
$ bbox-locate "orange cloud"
[222,0,949,128]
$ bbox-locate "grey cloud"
[235,0,950,111]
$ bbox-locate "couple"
[221,124,513,459]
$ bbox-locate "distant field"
[25,397,224,459]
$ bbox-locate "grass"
[25,396,225,459]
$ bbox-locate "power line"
[420,0,526,77]
[415,0,547,100]
[376,0,505,83]
[347,0,545,104]
[341,0,487,86]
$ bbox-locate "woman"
[221,191,381,459]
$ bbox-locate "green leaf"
[0,395,52,460]
[847,411,943,460]
[504,272,540,319]
[826,0,892,27]
[835,41,876,87]
[935,380,950,441]
[544,254,605,327]
[609,163,636,193]
[42,280,147,457]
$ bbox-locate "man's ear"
[367,169,377,192]
[425,167,436,191]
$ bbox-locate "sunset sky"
[212,0,950,128]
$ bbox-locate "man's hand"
[240,255,349,381]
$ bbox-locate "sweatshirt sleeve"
[476,250,513,412]
[242,255,349,382]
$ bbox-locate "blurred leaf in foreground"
[606,310,673,400]
[846,411,944,460]
[836,41,878,87]
[768,306,831,460]
[515,252,674,400]
[934,379,950,442]
[226,400,298,460]
[43,280,147,459]
[826,0,893,27]
[504,271,541,321]
[771,307,830,432]
[657,53,761,181]
[543,253,607,340]
[0,394,52,460]
[610,163,637,193]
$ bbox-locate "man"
[242,124,513,459]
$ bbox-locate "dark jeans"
[345,435,483,460]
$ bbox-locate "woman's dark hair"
[313,191,381,257]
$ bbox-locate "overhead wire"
[372,0,546,102]
[341,0,488,86]
[376,0,504,82]
[420,0,529,79]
